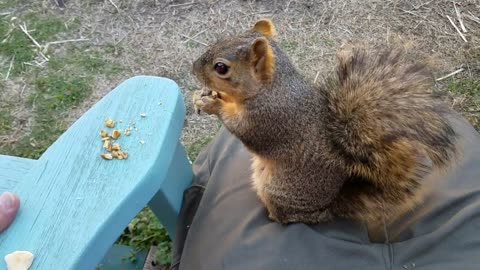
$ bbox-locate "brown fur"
[252,19,276,38]
[192,19,458,233]
[251,37,276,82]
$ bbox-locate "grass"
[32,73,91,110]
[116,208,172,266]
[447,47,480,130]
[0,0,16,9]
[448,78,480,129]
[0,12,123,158]
[0,13,72,157]
[281,40,299,54]
[186,136,214,161]
[0,13,72,76]
[0,108,13,134]
[0,19,36,76]
[23,13,67,40]
[448,79,480,97]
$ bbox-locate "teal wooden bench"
[0,76,193,269]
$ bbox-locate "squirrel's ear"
[250,37,275,82]
[252,19,276,37]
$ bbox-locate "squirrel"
[192,19,459,234]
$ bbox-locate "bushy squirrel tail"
[322,47,457,189]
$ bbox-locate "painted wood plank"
[99,244,148,270]
[0,155,37,194]
[0,76,191,270]
[148,142,192,237]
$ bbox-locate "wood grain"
[0,156,37,194]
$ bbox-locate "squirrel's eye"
[214,62,229,75]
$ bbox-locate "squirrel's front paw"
[193,91,222,115]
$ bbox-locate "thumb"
[0,192,20,232]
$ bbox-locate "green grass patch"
[76,52,123,74]
[0,108,13,135]
[281,40,298,53]
[32,74,91,111]
[23,13,66,42]
[104,42,124,57]
[116,208,172,266]
[0,11,125,159]
[48,49,123,75]
[0,13,68,76]
[448,79,480,97]
[0,19,37,75]
[0,0,16,9]
[323,38,337,48]
[186,136,213,161]
[9,116,66,159]
[185,40,200,49]
[1,73,90,159]
[0,52,115,159]
[448,78,480,129]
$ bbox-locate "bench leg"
[148,142,193,239]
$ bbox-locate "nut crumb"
[139,140,145,145]
[103,139,111,148]
[100,153,113,160]
[103,140,112,152]
[116,151,128,160]
[4,250,34,270]
[112,143,121,151]
[100,117,130,161]
[140,113,147,118]
[111,130,121,139]
[117,151,127,160]
[100,130,109,138]
[105,118,115,128]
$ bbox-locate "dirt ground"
[1,0,479,150]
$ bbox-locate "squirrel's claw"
[193,90,203,115]
[196,95,222,115]
[193,89,222,115]
[200,88,212,97]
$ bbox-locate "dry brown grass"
[3,0,480,147]
[0,79,33,146]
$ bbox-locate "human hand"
[0,192,20,232]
